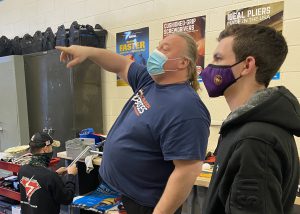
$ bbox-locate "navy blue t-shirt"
[99,62,210,207]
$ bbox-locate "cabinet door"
[24,50,103,148]
[24,50,74,146]
[0,56,29,151]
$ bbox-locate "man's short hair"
[218,24,288,87]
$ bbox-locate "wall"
[0,0,299,153]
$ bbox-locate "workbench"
[57,151,300,211]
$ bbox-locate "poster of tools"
[163,16,206,82]
[225,1,284,80]
[116,27,149,86]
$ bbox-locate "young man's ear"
[241,56,256,75]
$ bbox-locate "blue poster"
[273,72,280,80]
[116,27,149,86]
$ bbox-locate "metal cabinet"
[0,50,103,153]
[0,56,29,151]
[23,50,103,150]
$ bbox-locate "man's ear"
[178,58,189,69]
[241,56,256,75]
[42,145,48,153]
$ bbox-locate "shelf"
[0,187,20,201]
[0,161,20,173]
[0,158,60,202]
[0,158,60,173]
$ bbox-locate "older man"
[57,32,210,214]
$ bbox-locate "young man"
[56,32,210,214]
[18,131,78,214]
[201,24,300,214]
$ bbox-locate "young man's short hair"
[218,24,288,87]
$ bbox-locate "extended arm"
[56,45,133,83]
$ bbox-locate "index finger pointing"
[55,46,67,52]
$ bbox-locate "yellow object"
[4,145,29,154]
[199,172,212,178]
[52,140,61,147]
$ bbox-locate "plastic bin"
[79,128,106,145]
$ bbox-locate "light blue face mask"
[147,49,181,76]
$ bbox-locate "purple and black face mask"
[200,60,244,97]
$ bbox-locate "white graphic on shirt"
[131,89,151,116]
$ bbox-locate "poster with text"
[226,1,284,80]
[163,16,206,82]
[116,27,149,86]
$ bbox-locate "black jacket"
[204,86,300,214]
[18,164,76,214]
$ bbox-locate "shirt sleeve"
[160,118,210,161]
[221,139,283,214]
[127,62,153,92]
[50,173,76,205]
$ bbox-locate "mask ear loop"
[164,69,178,72]
[164,58,180,72]
[230,58,246,68]
[231,59,247,81]
[235,75,243,82]
[164,56,188,72]
[167,57,182,61]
